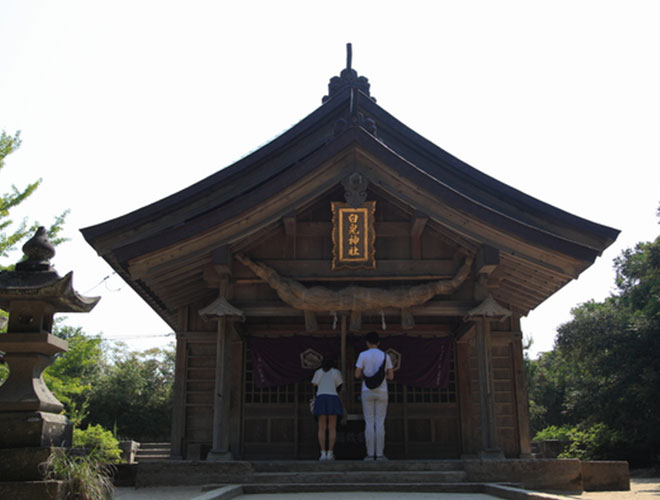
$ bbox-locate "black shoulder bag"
[363,353,387,389]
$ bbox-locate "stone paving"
[115,488,505,499]
[115,477,660,500]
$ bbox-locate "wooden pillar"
[170,307,188,459]
[456,339,475,457]
[511,311,532,457]
[206,255,235,461]
[228,336,243,458]
[340,314,348,423]
[208,315,233,460]
[475,318,504,458]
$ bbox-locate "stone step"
[138,443,171,450]
[251,459,464,473]
[235,482,521,495]
[135,442,171,461]
[136,454,170,460]
[248,470,468,484]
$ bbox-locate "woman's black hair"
[322,357,336,372]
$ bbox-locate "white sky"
[1,1,658,358]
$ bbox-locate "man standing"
[354,331,394,461]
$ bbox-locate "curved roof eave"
[358,96,620,251]
[81,87,354,243]
[108,126,605,268]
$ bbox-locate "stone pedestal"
[0,333,68,414]
[0,412,72,449]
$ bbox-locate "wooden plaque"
[331,201,376,270]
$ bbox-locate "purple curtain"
[248,336,341,389]
[352,335,453,389]
[248,334,453,389]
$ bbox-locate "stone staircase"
[119,457,630,495]
[133,459,526,495]
[135,442,171,462]
[235,460,483,495]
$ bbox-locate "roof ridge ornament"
[323,43,376,103]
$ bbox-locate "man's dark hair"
[366,331,380,345]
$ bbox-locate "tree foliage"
[44,325,106,426]
[0,323,174,441]
[528,206,660,464]
[0,130,68,270]
[86,345,174,441]
[73,424,122,464]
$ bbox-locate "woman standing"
[311,358,344,460]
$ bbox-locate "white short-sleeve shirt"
[355,348,393,393]
[312,367,343,396]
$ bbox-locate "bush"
[41,448,114,500]
[558,423,627,461]
[73,424,122,464]
[533,425,573,442]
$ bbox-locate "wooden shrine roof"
[81,59,619,328]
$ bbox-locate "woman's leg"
[317,414,328,451]
[327,414,337,452]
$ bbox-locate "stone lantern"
[0,227,99,493]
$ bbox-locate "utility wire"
[84,272,119,294]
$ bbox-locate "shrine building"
[82,48,619,461]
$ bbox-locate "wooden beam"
[454,321,475,341]
[401,307,415,329]
[304,310,318,331]
[131,254,212,281]
[297,221,413,238]
[233,259,457,280]
[233,300,477,317]
[475,245,500,275]
[282,214,297,258]
[211,245,232,275]
[410,213,428,259]
[410,213,429,239]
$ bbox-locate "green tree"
[0,130,68,269]
[44,325,106,426]
[533,206,660,463]
[86,345,174,440]
[526,348,578,435]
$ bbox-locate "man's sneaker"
[363,455,374,461]
[319,451,327,461]
[376,455,389,461]
[326,450,335,461]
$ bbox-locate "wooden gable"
[81,61,619,330]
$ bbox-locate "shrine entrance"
[240,332,461,460]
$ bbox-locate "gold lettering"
[348,246,360,256]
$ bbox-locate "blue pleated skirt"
[313,394,343,416]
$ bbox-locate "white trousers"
[361,390,388,457]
